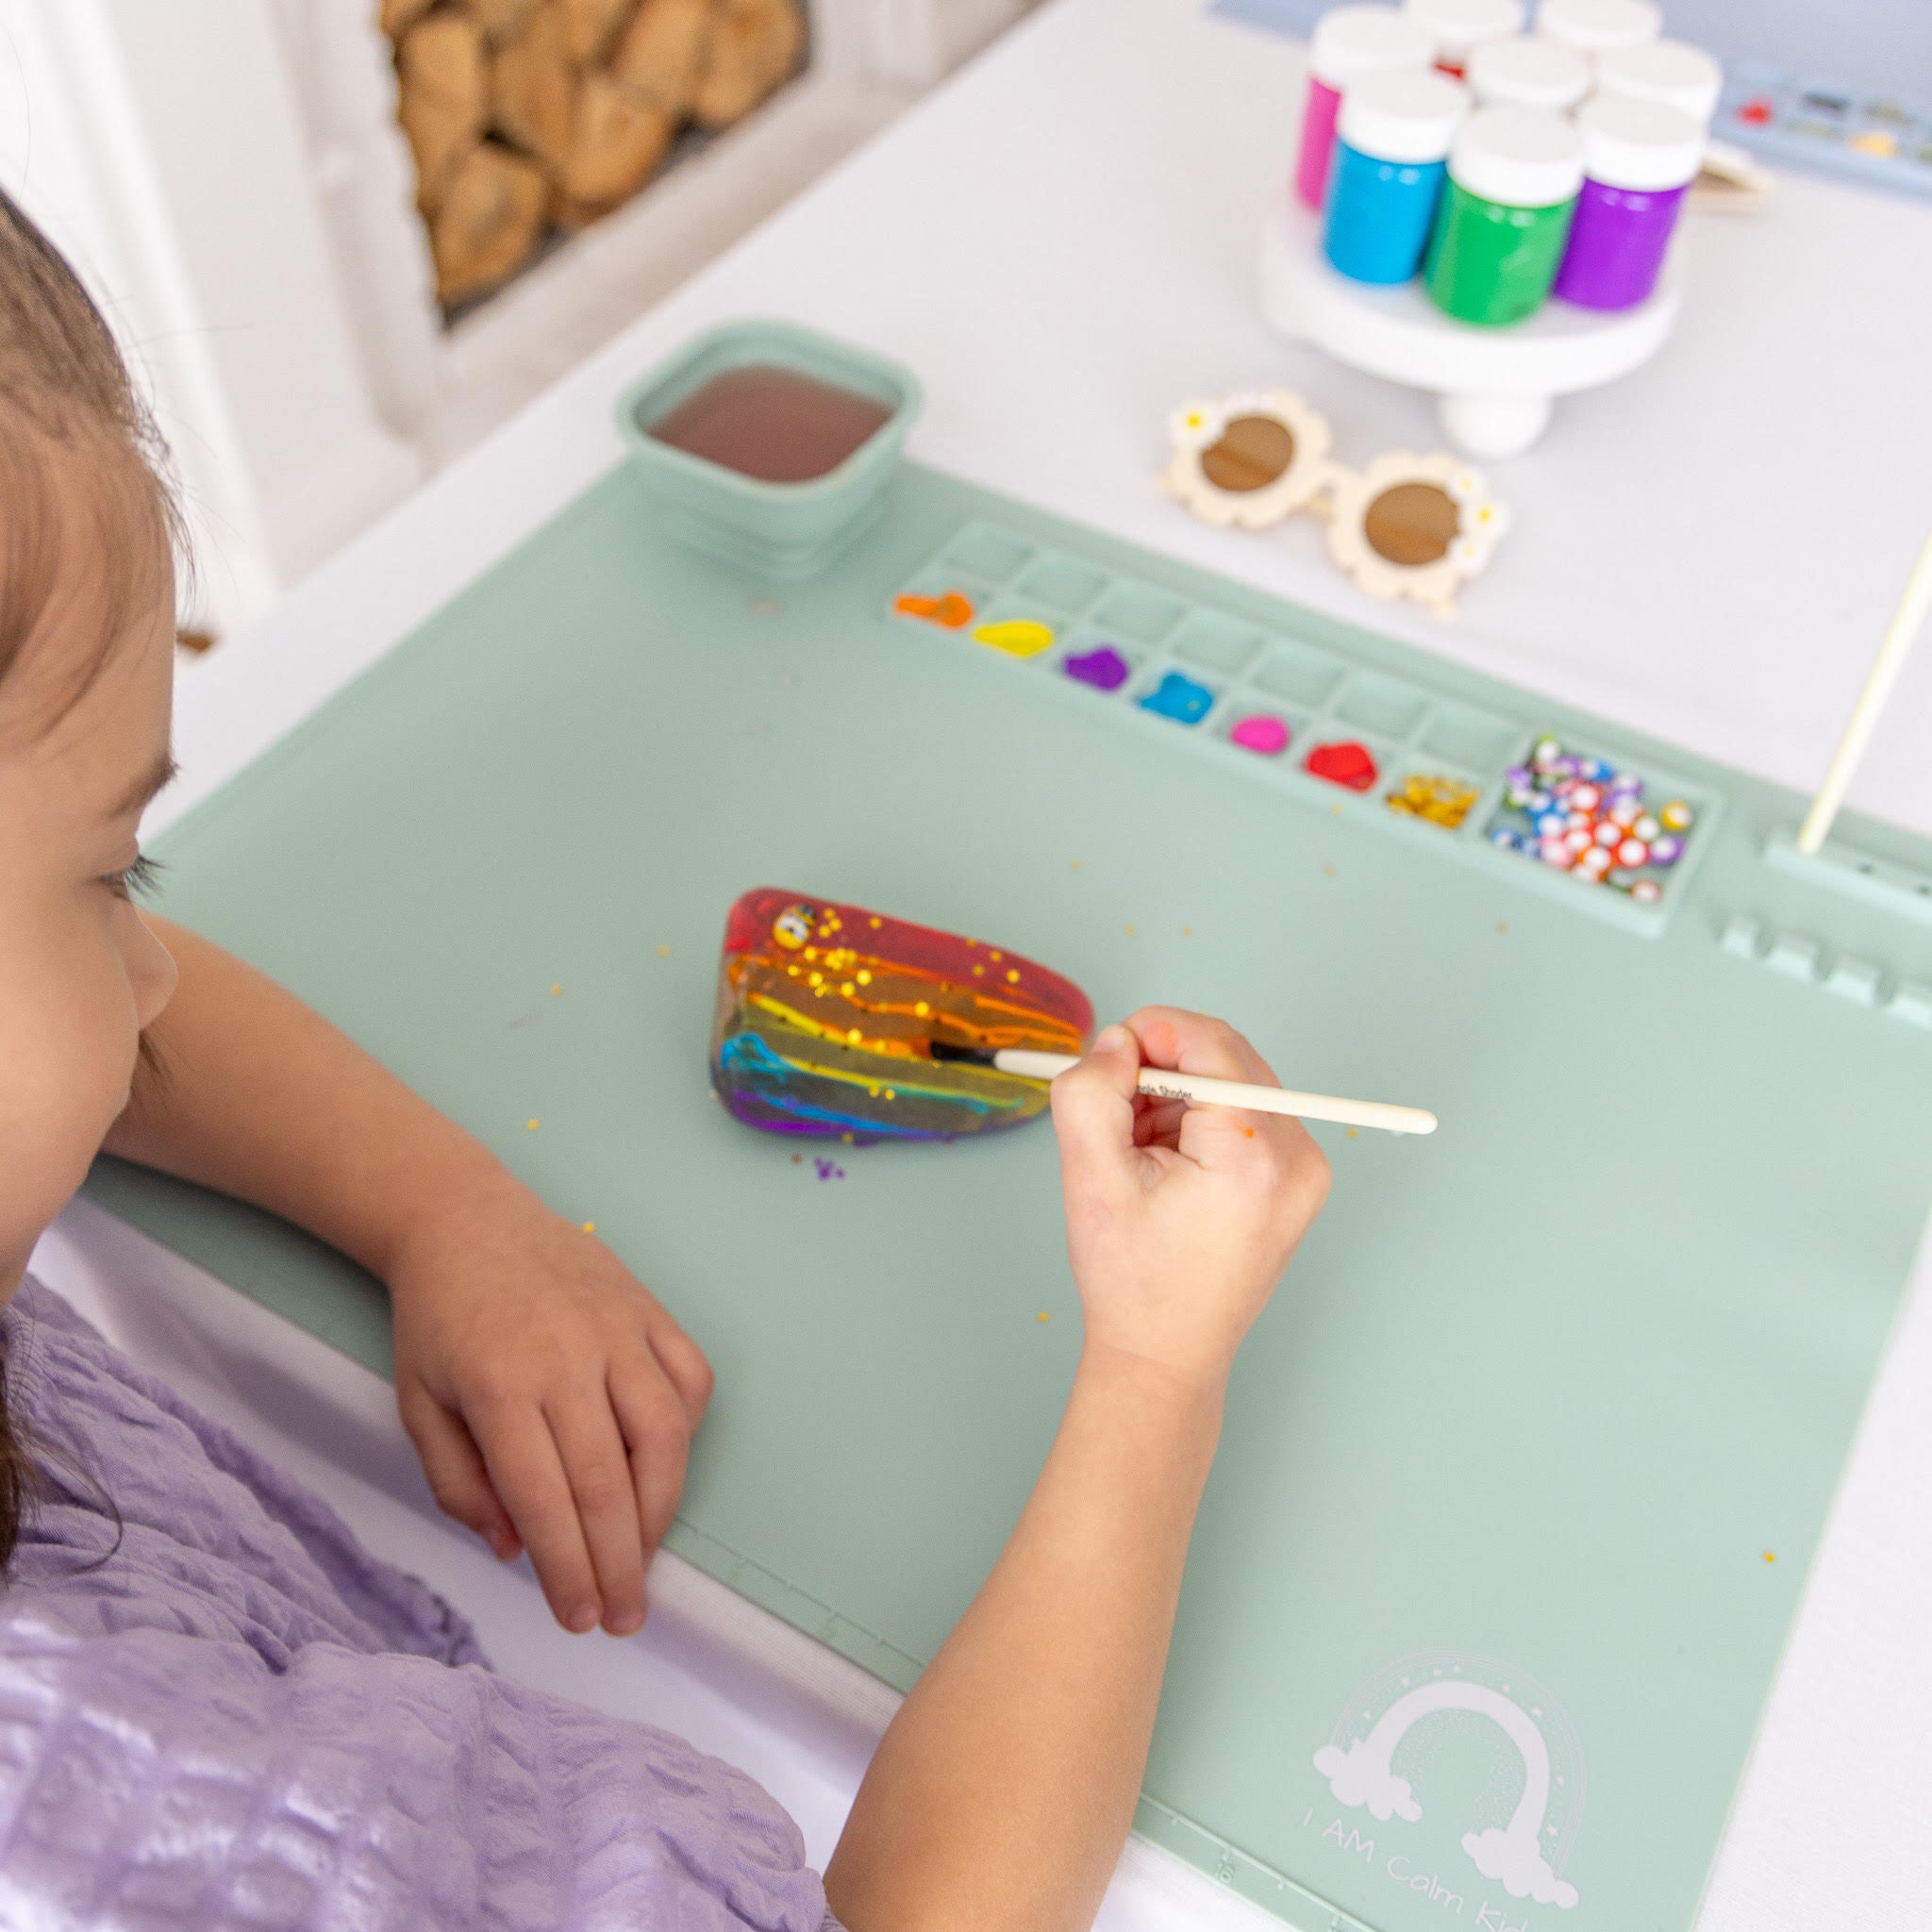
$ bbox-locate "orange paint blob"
[894,590,975,629]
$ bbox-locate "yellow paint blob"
[973,618,1055,658]
[581,1221,595,1233]
[549,983,562,996]
[526,1119,540,1131]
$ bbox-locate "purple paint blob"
[813,1157,846,1181]
[1064,645,1131,691]
[1230,714,1291,757]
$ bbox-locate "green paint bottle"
[1424,105,1584,326]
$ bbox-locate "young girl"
[0,188,1329,1929]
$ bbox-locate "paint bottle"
[1402,0,1525,78]
[1534,0,1659,58]
[1594,39,1724,129]
[1323,69,1469,285]
[1466,35,1589,112]
[1423,105,1584,325]
[1551,94,1702,309]
[1295,6,1438,211]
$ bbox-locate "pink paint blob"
[1230,714,1291,757]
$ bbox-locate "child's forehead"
[0,431,175,758]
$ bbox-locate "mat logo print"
[1313,1653,1584,1912]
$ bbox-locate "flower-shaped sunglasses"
[1161,390,1509,621]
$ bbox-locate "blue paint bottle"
[1323,69,1468,285]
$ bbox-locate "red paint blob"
[1305,741,1380,791]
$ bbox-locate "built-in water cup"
[616,319,924,580]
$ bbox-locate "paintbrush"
[929,1042,1437,1137]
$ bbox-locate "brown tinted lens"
[1200,414,1295,492]
[1362,483,1459,566]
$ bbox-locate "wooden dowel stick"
[1796,519,1932,857]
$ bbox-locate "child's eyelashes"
[106,853,165,901]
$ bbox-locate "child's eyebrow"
[112,750,178,818]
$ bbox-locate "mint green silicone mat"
[87,458,1932,1932]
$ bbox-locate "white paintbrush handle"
[992,1051,1438,1137]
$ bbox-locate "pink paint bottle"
[1295,5,1438,211]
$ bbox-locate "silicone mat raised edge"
[85,458,1932,1932]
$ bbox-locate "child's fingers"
[610,1350,696,1553]
[1132,1092,1189,1149]
[644,1320,716,1434]
[466,1399,606,1634]
[398,1382,521,1560]
[1124,1006,1281,1087]
[546,1392,651,1637]
[1123,1007,1304,1174]
[1049,1023,1143,1182]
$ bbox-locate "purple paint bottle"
[1295,6,1437,211]
[1552,94,1702,311]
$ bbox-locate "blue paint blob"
[1140,670,1215,725]
[1064,644,1131,691]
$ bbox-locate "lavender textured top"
[0,1276,840,1930]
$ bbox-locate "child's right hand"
[1050,1008,1330,1391]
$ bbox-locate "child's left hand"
[385,1169,714,1639]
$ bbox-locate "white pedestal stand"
[1258,198,1683,458]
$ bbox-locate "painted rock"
[711,888,1093,1143]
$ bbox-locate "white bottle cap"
[1594,39,1724,125]
[1309,5,1439,89]
[1338,68,1471,164]
[1448,103,1585,206]
[1536,0,1660,55]
[1575,92,1705,190]
[1466,35,1590,110]
[1402,0,1525,64]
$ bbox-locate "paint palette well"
[891,522,1718,937]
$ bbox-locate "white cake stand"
[1258,199,1683,458]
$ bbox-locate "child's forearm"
[824,1342,1224,1932]
[102,918,506,1271]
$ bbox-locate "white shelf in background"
[1258,196,1683,458]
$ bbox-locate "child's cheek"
[0,909,142,1258]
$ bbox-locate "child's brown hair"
[0,183,184,1564]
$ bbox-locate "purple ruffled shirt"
[0,1276,840,1930]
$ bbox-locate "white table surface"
[68,1,1932,1925]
